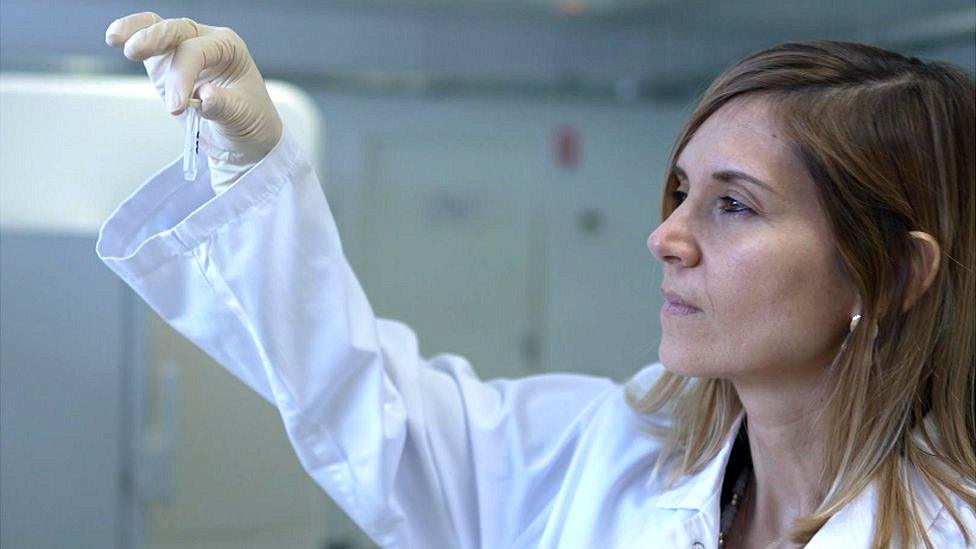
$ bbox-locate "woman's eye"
[669,190,753,216]
[671,190,687,206]
[720,196,753,215]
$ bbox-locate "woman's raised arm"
[96,13,619,548]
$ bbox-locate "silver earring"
[849,313,862,333]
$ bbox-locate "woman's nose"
[647,212,700,267]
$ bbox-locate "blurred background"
[0,1,972,548]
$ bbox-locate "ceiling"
[0,0,972,102]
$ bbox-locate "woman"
[99,12,974,548]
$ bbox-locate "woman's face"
[648,96,859,382]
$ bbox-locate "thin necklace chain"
[718,464,751,547]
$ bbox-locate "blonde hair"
[628,40,975,548]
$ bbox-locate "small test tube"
[183,98,202,181]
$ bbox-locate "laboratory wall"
[1,1,972,549]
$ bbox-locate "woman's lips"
[661,289,702,316]
[662,301,702,316]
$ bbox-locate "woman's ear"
[902,231,941,312]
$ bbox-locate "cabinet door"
[142,311,329,549]
[0,232,134,549]
[355,135,543,379]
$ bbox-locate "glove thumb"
[197,83,247,128]
[196,81,281,166]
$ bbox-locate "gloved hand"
[105,12,283,194]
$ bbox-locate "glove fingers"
[165,32,244,114]
[121,17,201,62]
[105,11,162,48]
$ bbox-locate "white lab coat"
[96,129,974,548]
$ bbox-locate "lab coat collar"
[803,482,878,548]
[646,409,950,543]
[649,410,746,511]
[807,456,949,546]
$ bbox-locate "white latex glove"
[105,12,283,194]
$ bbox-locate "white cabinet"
[0,74,336,549]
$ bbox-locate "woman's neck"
[729,368,833,546]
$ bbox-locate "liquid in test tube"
[183,98,202,181]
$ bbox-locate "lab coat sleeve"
[95,129,619,548]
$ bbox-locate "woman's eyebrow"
[672,165,778,197]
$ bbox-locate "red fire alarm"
[554,125,581,170]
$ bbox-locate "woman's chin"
[659,342,713,378]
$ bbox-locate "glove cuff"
[208,156,259,196]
